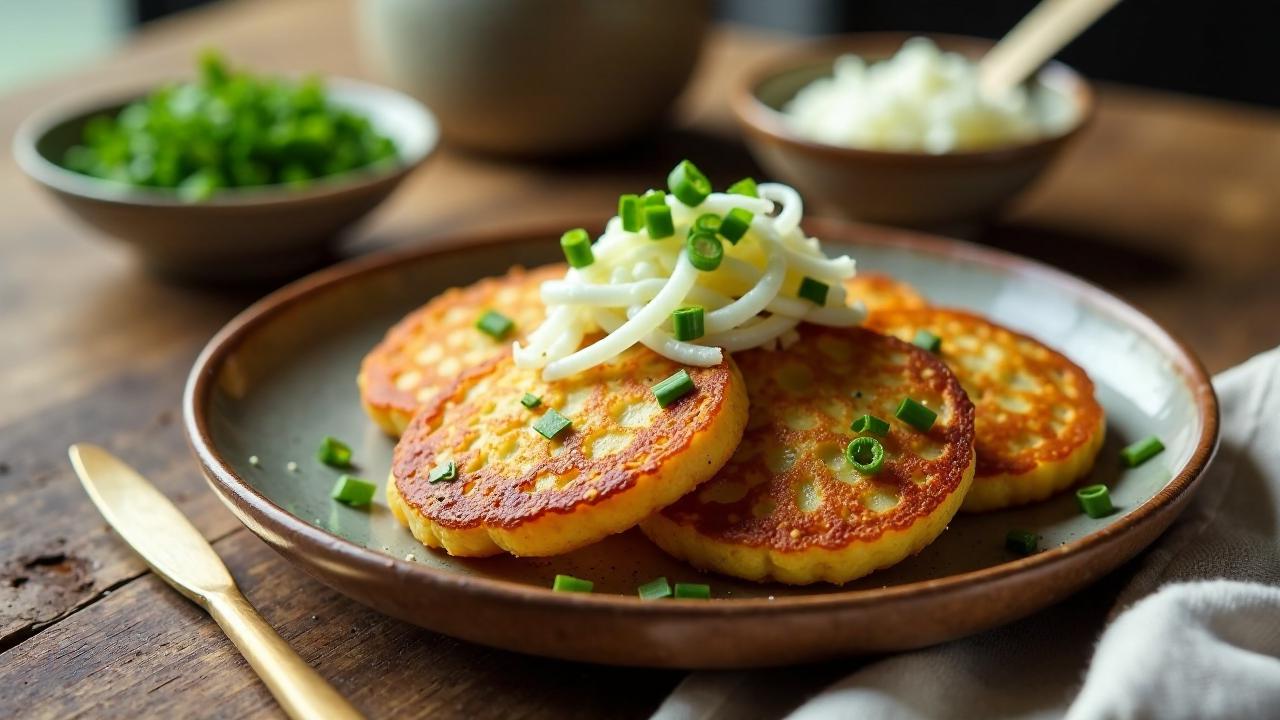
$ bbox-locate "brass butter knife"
[69,444,364,720]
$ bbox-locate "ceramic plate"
[184,219,1218,668]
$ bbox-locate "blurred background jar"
[358,0,710,157]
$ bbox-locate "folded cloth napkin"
[654,347,1280,720]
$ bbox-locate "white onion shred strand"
[515,181,863,380]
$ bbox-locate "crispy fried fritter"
[641,327,976,585]
[843,272,928,316]
[359,264,565,436]
[388,346,749,557]
[865,308,1105,511]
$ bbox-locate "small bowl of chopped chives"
[13,51,438,281]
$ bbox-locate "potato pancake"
[843,272,927,315]
[865,308,1105,512]
[641,327,976,585]
[388,345,749,557]
[359,264,565,436]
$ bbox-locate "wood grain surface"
[1,0,1278,717]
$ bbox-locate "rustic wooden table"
[3,0,1278,717]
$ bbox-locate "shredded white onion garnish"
[515,178,865,381]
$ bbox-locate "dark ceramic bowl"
[14,78,438,280]
[733,33,1094,229]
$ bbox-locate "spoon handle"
[979,0,1122,97]
[207,589,366,720]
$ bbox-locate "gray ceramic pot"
[358,0,709,156]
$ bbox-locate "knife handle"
[206,589,365,720]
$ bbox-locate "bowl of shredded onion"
[516,159,863,378]
[732,33,1094,229]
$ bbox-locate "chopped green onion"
[895,397,937,432]
[667,159,712,207]
[674,582,710,599]
[645,204,675,239]
[850,414,890,436]
[652,369,695,408]
[618,194,643,232]
[718,207,753,244]
[476,309,515,340]
[686,232,724,271]
[845,436,885,475]
[316,436,352,468]
[330,474,376,506]
[693,213,721,234]
[533,408,573,440]
[637,576,672,601]
[913,329,942,353]
[798,277,829,305]
[1120,436,1165,468]
[727,177,758,198]
[1076,484,1114,518]
[642,189,667,206]
[552,574,594,593]
[560,227,594,268]
[672,306,705,341]
[520,393,542,409]
[1006,529,1038,555]
[427,460,457,484]
[61,51,399,197]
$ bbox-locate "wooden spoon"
[979,0,1122,98]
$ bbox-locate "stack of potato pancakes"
[359,267,1104,585]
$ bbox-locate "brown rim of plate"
[731,32,1097,166]
[183,217,1218,615]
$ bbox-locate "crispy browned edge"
[183,218,1219,612]
[865,306,1105,477]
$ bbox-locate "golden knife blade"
[69,444,364,720]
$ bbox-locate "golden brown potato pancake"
[388,345,749,558]
[641,327,976,585]
[865,308,1105,512]
[359,264,565,436]
[843,272,928,316]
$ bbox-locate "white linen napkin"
[654,347,1280,720]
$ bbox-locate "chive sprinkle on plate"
[552,574,593,593]
[427,460,457,484]
[533,408,572,440]
[673,582,711,600]
[652,369,695,408]
[476,310,514,340]
[316,436,352,468]
[850,414,890,436]
[912,329,942,353]
[1076,484,1114,518]
[798,276,829,305]
[560,228,594,269]
[1005,529,1038,555]
[637,577,673,601]
[1120,435,1165,467]
[717,207,754,244]
[672,306,705,341]
[895,397,937,432]
[330,474,376,507]
[845,436,885,474]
